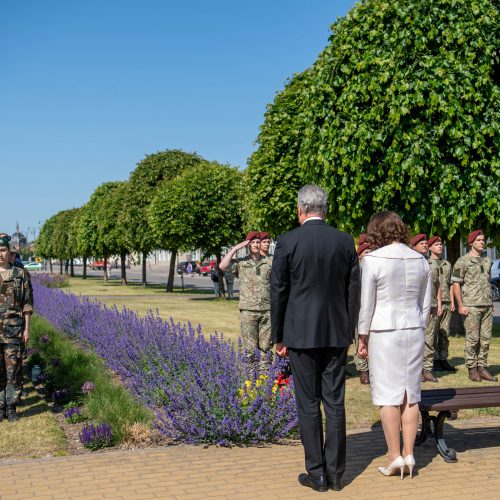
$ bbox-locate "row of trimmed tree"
[38,0,499,280]
[36,150,244,290]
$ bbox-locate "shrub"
[80,423,113,450]
[31,275,298,445]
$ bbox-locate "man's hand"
[275,342,288,357]
[459,305,468,316]
[357,336,368,359]
[22,330,29,344]
[236,240,250,250]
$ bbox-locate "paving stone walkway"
[0,417,499,499]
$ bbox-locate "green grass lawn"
[0,378,66,459]
[65,276,500,428]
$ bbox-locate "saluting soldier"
[452,229,496,382]
[259,231,272,259]
[427,236,456,372]
[354,236,371,384]
[411,233,442,382]
[0,234,33,421]
[220,231,273,374]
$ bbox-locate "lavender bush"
[64,406,85,423]
[80,423,113,449]
[31,276,298,445]
[35,273,69,288]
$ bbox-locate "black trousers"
[288,347,348,481]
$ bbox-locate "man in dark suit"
[271,184,360,492]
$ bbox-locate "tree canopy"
[246,0,500,244]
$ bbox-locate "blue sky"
[0,0,357,237]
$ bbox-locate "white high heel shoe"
[404,455,416,478]
[378,456,405,479]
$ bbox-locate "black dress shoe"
[439,360,457,372]
[329,479,342,491]
[298,473,328,492]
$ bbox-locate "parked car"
[199,260,216,276]
[176,261,200,275]
[491,259,500,280]
[492,276,500,302]
[89,260,105,270]
[23,261,43,271]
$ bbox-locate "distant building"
[10,222,28,250]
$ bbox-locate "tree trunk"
[64,260,69,275]
[166,249,177,292]
[83,257,87,279]
[104,256,108,282]
[216,252,225,298]
[59,260,63,274]
[447,232,461,266]
[120,251,127,285]
[447,233,465,335]
[49,259,53,273]
[70,259,75,277]
[142,252,147,287]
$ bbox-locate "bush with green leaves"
[247,0,499,253]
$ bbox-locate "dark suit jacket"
[271,219,360,349]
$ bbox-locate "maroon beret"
[410,233,427,246]
[467,229,482,245]
[358,233,368,245]
[427,235,441,248]
[245,231,261,242]
[357,242,370,256]
[259,231,270,241]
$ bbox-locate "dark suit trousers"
[288,347,348,481]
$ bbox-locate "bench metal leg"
[416,410,458,463]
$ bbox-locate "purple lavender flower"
[26,348,39,357]
[52,389,68,402]
[31,274,299,445]
[50,357,61,367]
[37,373,48,383]
[64,406,84,423]
[79,423,113,450]
[40,334,50,343]
[81,381,95,394]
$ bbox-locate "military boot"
[468,368,481,382]
[421,370,438,383]
[359,371,370,385]
[6,406,18,422]
[433,360,442,371]
[478,368,498,382]
[439,360,457,372]
[0,409,4,422]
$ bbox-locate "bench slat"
[420,386,500,411]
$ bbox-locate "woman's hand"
[357,336,368,359]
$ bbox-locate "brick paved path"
[0,417,499,499]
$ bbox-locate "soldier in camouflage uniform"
[220,231,273,375]
[452,229,496,382]
[0,234,33,421]
[427,236,456,372]
[259,231,272,258]
[411,233,442,383]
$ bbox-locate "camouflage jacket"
[451,254,492,306]
[233,255,272,311]
[438,259,452,303]
[428,258,441,308]
[0,266,34,343]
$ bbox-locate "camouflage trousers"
[423,307,439,371]
[0,342,23,409]
[463,306,493,369]
[434,303,451,361]
[240,309,273,376]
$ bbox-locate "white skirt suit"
[358,243,432,406]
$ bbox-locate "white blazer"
[358,243,432,334]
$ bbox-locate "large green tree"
[247,0,500,262]
[148,161,244,294]
[125,149,204,289]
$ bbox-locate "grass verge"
[30,314,151,444]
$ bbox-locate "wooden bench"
[416,386,500,462]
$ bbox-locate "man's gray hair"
[297,184,328,217]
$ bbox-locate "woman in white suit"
[358,212,431,479]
